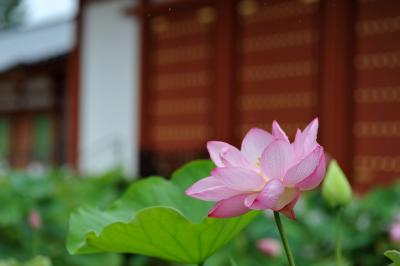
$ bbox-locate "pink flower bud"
[256,238,281,257]
[28,210,41,230]
[389,222,400,243]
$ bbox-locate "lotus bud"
[322,159,352,208]
[256,238,281,257]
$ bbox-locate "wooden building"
[2,0,397,191]
[0,58,67,168]
[121,0,400,191]
[0,19,76,170]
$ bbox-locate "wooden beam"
[125,0,214,17]
[318,0,356,179]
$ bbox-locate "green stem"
[336,209,342,266]
[273,211,296,266]
[32,229,39,256]
[228,256,238,266]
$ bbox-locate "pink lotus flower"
[28,209,41,230]
[186,118,326,219]
[389,215,400,243]
[389,223,400,243]
[257,238,281,257]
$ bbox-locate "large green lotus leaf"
[67,160,259,264]
[385,250,400,266]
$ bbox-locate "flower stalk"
[32,230,39,256]
[336,208,342,266]
[273,211,296,266]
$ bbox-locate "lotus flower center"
[255,157,269,183]
[255,157,261,168]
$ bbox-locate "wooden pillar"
[135,0,158,176]
[318,0,356,178]
[66,0,84,169]
[213,0,236,142]
[138,0,151,150]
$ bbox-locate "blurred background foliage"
[0,168,124,266]
[0,167,399,266]
[0,0,24,30]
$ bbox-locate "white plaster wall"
[79,0,139,177]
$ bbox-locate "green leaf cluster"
[67,160,259,264]
[0,168,124,265]
[385,250,400,266]
[0,256,51,266]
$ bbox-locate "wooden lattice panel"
[147,7,216,152]
[353,0,400,188]
[235,0,320,140]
